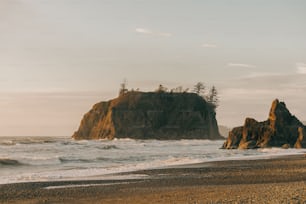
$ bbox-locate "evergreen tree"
[156,84,168,93]
[119,79,128,96]
[193,82,206,96]
[207,86,219,108]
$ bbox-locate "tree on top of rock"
[156,84,168,93]
[193,82,219,109]
[207,86,219,109]
[193,82,206,96]
[119,79,128,96]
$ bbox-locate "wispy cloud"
[296,63,306,74]
[135,28,172,37]
[243,72,285,79]
[135,28,151,34]
[227,63,256,68]
[201,43,217,48]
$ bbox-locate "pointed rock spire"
[222,99,306,149]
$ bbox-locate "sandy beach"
[1,154,305,204]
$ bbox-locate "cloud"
[201,43,217,48]
[135,28,151,34]
[296,63,306,74]
[135,28,172,37]
[243,72,285,79]
[227,63,256,68]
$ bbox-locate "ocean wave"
[59,156,112,163]
[0,137,63,146]
[113,138,138,142]
[96,157,111,161]
[98,145,119,150]
[0,158,23,166]
[158,156,203,167]
[59,157,93,163]
[60,141,73,145]
[18,140,57,145]
[257,147,306,155]
[0,140,16,146]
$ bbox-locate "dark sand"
[1,154,305,204]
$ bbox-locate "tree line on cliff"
[119,80,219,109]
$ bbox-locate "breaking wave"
[0,158,23,166]
[0,137,65,146]
[0,137,305,185]
[99,145,119,150]
[59,157,93,163]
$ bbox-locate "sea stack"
[72,91,222,140]
[222,99,306,149]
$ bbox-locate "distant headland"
[72,85,222,140]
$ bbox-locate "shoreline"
[1,154,305,203]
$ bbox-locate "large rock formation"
[222,99,306,149]
[72,92,222,140]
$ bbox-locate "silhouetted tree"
[193,82,206,96]
[174,86,183,93]
[207,86,219,109]
[119,79,128,96]
[156,84,168,93]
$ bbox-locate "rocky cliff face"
[72,92,222,140]
[222,99,306,149]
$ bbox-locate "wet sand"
[1,154,305,203]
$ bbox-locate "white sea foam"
[44,181,138,190]
[257,147,306,156]
[0,137,305,184]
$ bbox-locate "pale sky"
[0,0,306,136]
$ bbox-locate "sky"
[0,0,306,136]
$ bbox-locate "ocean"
[0,136,305,185]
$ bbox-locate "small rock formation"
[73,92,222,140]
[222,99,306,149]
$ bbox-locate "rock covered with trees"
[119,80,219,108]
[72,90,222,140]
